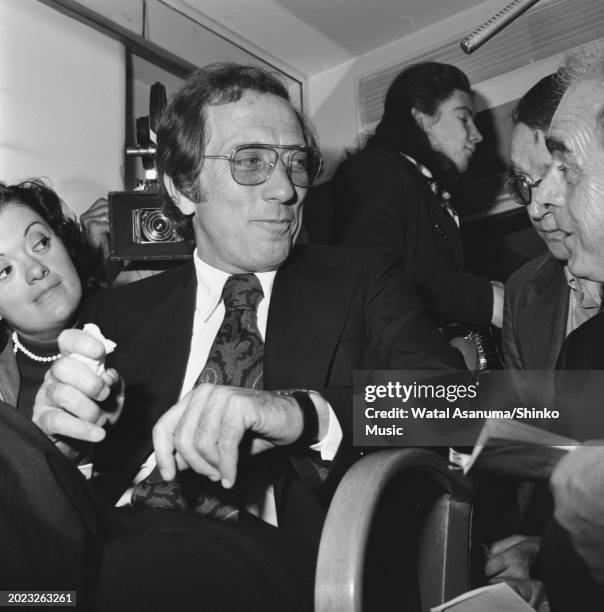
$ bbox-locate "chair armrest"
[315,448,473,612]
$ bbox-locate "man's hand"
[485,535,545,608]
[485,535,540,581]
[490,280,505,328]
[153,384,326,489]
[33,329,124,458]
[551,442,604,584]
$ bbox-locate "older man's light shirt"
[565,267,602,335]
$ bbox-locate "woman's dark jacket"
[331,146,493,326]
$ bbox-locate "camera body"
[108,191,193,261]
[107,82,192,262]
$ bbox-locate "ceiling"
[177,0,495,77]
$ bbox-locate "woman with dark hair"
[332,62,502,355]
[0,179,104,417]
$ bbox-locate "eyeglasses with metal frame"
[200,143,323,188]
[506,172,542,206]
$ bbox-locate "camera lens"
[141,210,177,242]
[151,216,168,233]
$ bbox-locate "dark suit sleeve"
[333,148,493,326]
[361,257,470,370]
[502,270,524,369]
[312,256,470,486]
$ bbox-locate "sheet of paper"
[431,582,535,611]
[449,418,578,477]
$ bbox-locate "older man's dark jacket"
[502,251,568,370]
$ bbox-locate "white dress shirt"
[118,249,342,525]
[565,267,601,336]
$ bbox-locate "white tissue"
[73,323,117,375]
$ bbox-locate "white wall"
[0,0,126,217]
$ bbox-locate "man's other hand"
[153,384,327,490]
[485,534,540,581]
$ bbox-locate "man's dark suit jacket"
[502,251,568,370]
[331,147,493,327]
[542,315,604,609]
[554,310,604,441]
[81,243,466,576]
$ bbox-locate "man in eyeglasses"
[32,63,466,610]
[502,74,601,372]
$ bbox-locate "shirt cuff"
[308,391,342,461]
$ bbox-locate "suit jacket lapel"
[94,265,197,503]
[0,338,19,407]
[518,257,568,370]
[128,264,197,430]
[263,247,359,391]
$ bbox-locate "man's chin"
[546,241,571,261]
[250,244,293,272]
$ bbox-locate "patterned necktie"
[132,274,264,523]
[196,273,264,389]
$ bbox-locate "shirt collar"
[192,248,277,322]
[564,265,602,309]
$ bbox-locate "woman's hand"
[80,198,110,259]
[32,329,124,459]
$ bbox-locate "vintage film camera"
[108,82,193,262]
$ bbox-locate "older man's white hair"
[557,41,604,89]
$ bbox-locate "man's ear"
[163,175,197,216]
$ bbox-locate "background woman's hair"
[0,178,104,299]
[348,62,473,192]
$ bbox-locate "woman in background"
[0,179,102,417]
[332,62,503,345]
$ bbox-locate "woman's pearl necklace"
[11,331,60,363]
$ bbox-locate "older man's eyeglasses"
[506,173,542,206]
[201,144,323,188]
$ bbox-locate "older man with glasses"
[502,74,602,373]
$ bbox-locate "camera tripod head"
[125,82,167,184]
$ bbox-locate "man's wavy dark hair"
[0,179,104,299]
[347,62,473,193]
[157,63,318,241]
